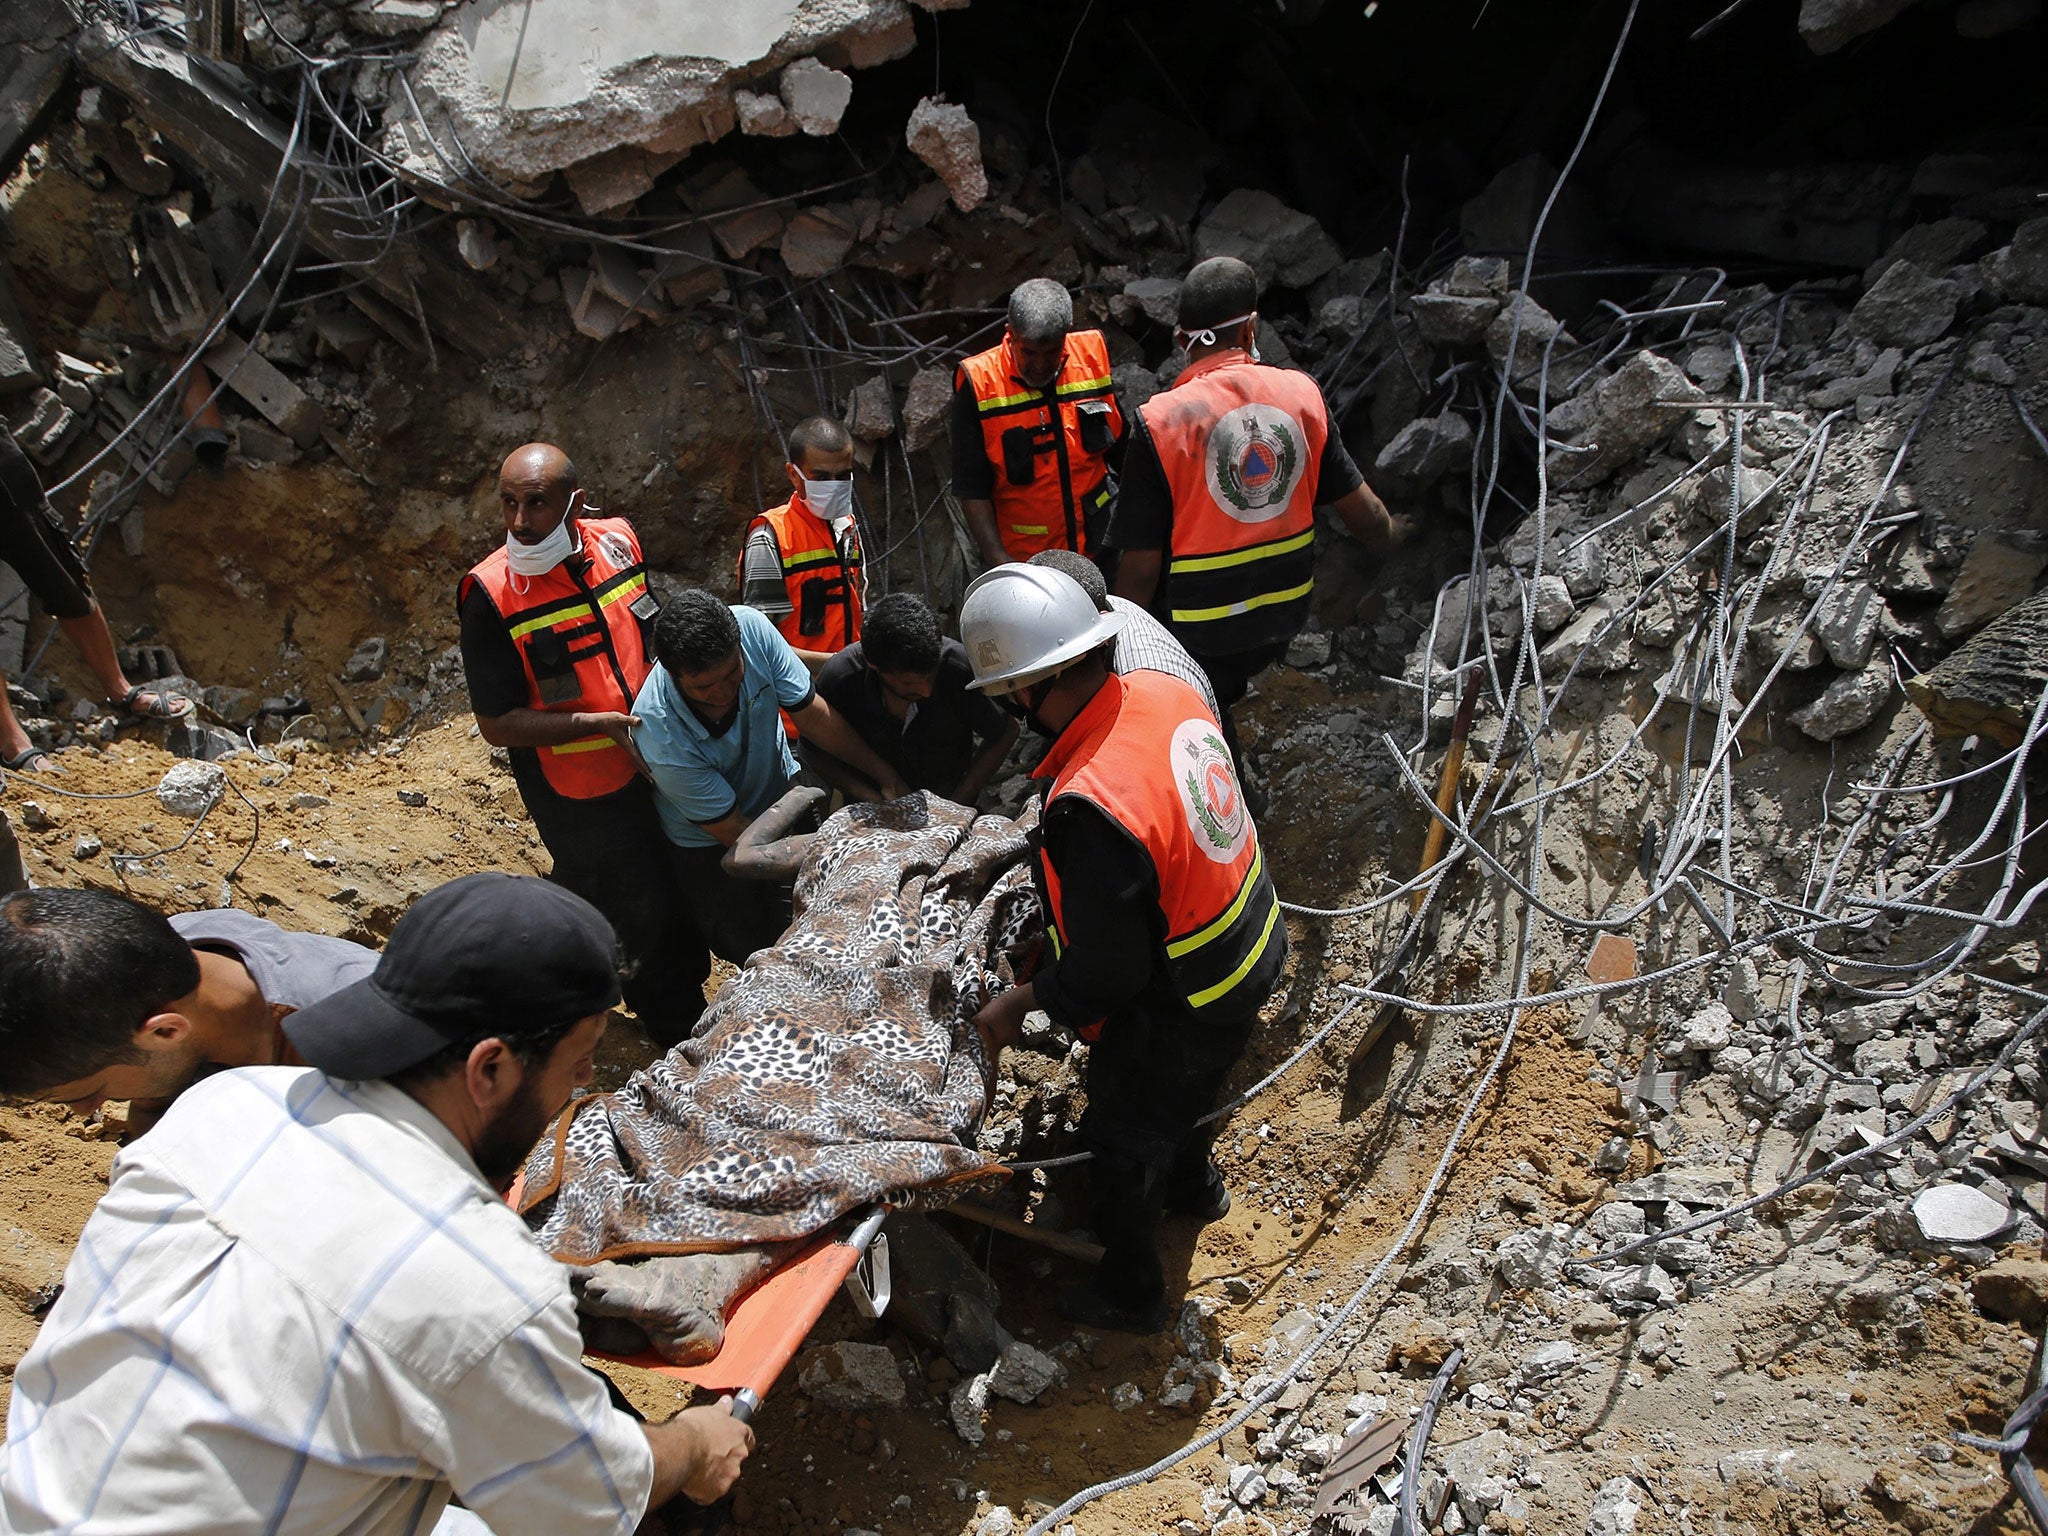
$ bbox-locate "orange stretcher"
[512,1186,892,1424]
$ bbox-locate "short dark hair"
[653,590,742,676]
[0,889,201,1096]
[862,593,944,675]
[1028,548,1110,611]
[788,416,852,469]
[1179,256,1259,334]
[385,1014,585,1094]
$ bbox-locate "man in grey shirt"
[1028,549,1221,718]
[0,888,376,1130]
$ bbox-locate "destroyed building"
[2,0,2048,1531]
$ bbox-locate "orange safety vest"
[1138,350,1331,657]
[458,515,656,800]
[738,496,863,653]
[956,329,1122,561]
[1032,670,1286,1037]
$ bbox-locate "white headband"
[1175,311,1256,349]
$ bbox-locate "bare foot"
[570,1248,779,1365]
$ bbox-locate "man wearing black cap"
[0,873,753,1536]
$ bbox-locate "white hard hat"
[960,563,1126,695]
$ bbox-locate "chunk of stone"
[352,0,440,35]
[974,1509,1017,1536]
[1556,536,1606,601]
[1587,1202,1645,1242]
[73,833,101,860]
[1409,292,1498,349]
[1546,351,1704,487]
[734,89,794,137]
[1849,262,1959,350]
[156,760,226,819]
[796,1340,906,1410]
[1723,958,1765,1022]
[905,97,987,213]
[846,376,895,442]
[1531,574,1575,633]
[1194,189,1340,290]
[1789,666,1892,741]
[902,365,954,453]
[1110,1381,1144,1412]
[1118,276,1182,329]
[780,207,858,278]
[1285,630,1331,669]
[1910,589,2048,746]
[986,1339,1065,1404]
[948,1372,989,1444]
[779,57,852,136]
[1374,411,1472,489]
[1679,1002,1732,1052]
[1863,218,1988,287]
[1934,533,2048,639]
[1540,601,1634,675]
[1486,295,1570,386]
[1913,1183,2014,1245]
[1981,217,2048,306]
[343,636,389,682]
[1852,1035,1915,1082]
[1227,1465,1268,1506]
[1521,1340,1578,1381]
[1598,1263,1679,1308]
[1970,1254,2048,1328]
[1496,1224,1571,1290]
[1813,582,1886,669]
[204,337,323,448]
[1587,1476,1643,1536]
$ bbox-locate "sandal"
[110,683,192,720]
[1,745,58,774]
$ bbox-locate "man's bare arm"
[1328,482,1410,551]
[791,697,911,801]
[1112,548,1164,608]
[641,1400,754,1510]
[962,498,1011,572]
[951,718,1020,806]
[474,709,649,777]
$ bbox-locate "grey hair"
[1007,278,1074,343]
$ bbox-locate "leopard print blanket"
[518,793,1037,1263]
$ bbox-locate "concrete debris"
[1540,601,1634,675]
[155,760,226,818]
[1409,291,1499,349]
[1586,1476,1643,1536]
[1194,189,1340,291]
[1955,0,2044,35]
[205,337,324,449]
[780,206,860,279]
[73,832,102,860]
[1373,411,1472,490]
[1546,351,1704,486]
[846,376,896,442]
[779,57,852,136]
[1863,218,1988,287]
[948,1372,989,1445]
[734,88,794,137]
[1911,1183,2013,1245]
[1982,217,2048,305]
[1118,276,1183,330]
[973,1508,1017,1536]
[1933,532,2048,639]
[343,637,389,683]
[1496,1224,1572,1289]
[1812,581,1886,670]
[797,1340,907,1411]
[351,0,440,37]
[1908,590,2048,746]
[1786,663,1892,740]
[1531,574,1575,634]
[905,97,987,213]
[1487,295,1571,387]
[902,366,954,453]
[1678,1002,1733,1053]
[1849,261,1959,350]
[986,1339,1065,1404]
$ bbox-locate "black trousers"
[1194,641,1288,772]
[536,784,710,1050]
[0,430,95,620]
[666,840,793,968]
[1079,999,1257,1313]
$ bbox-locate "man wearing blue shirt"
[635,592,909,963]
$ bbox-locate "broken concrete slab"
[1409,292,1499,349]
[1812,581,1886,670]
[902,365,953,453]
[0,0,71,180]
[1374,411,1472,490]
[1908,589,2048,746]
[686,166,789,260]
[780,205,859,278]
[1862,218,1989,287]
[1545,350,1703,486]
[734,88,794,137]
[564,146,663,217]
[906,96,987,213]
[393,0,921,189]
[845,375,895,441]
[1789,665,1893,741]
[1912,1182,2013,1245]
[1849,261,1959,350]
[1981,217,2048,305]
[780,56,851,135]
[205,337,325,448]
[1935,532,2048,639]
[1194,189,1339,290]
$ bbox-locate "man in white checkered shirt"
[0,873,752,1535]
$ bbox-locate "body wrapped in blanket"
[515,791,1038,1362]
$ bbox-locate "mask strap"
[1175,312,1256,352]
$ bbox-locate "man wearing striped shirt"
[0,874,752,1535]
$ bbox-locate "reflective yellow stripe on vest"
[547,736,621,756]
[1172,580,1316,625]
[1168,529,1315,577]
[1166,846,1284,1011]
[1185,898,1282,1010]
[1167,845,1267,959]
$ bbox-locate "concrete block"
[905,96,986,213]
[779,57,851,136]
[204,337,323,447]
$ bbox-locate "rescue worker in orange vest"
[457,443,710,1047]
[736,415,864,672]
[963,564,1286,1334]
[1110,256,1408,784]
[952,278,1125,572]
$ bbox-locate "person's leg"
[544,794,711,1049]
[0,674,45,767]
[0,807,26,894]
[670,841,791,967]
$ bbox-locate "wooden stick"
[328,675,370,739]
[1413,676,1479,912]
[947,1198,1105,1264]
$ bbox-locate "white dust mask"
[803,476,854,524]
[1175,312,1257,354]
[506,514,580,581]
